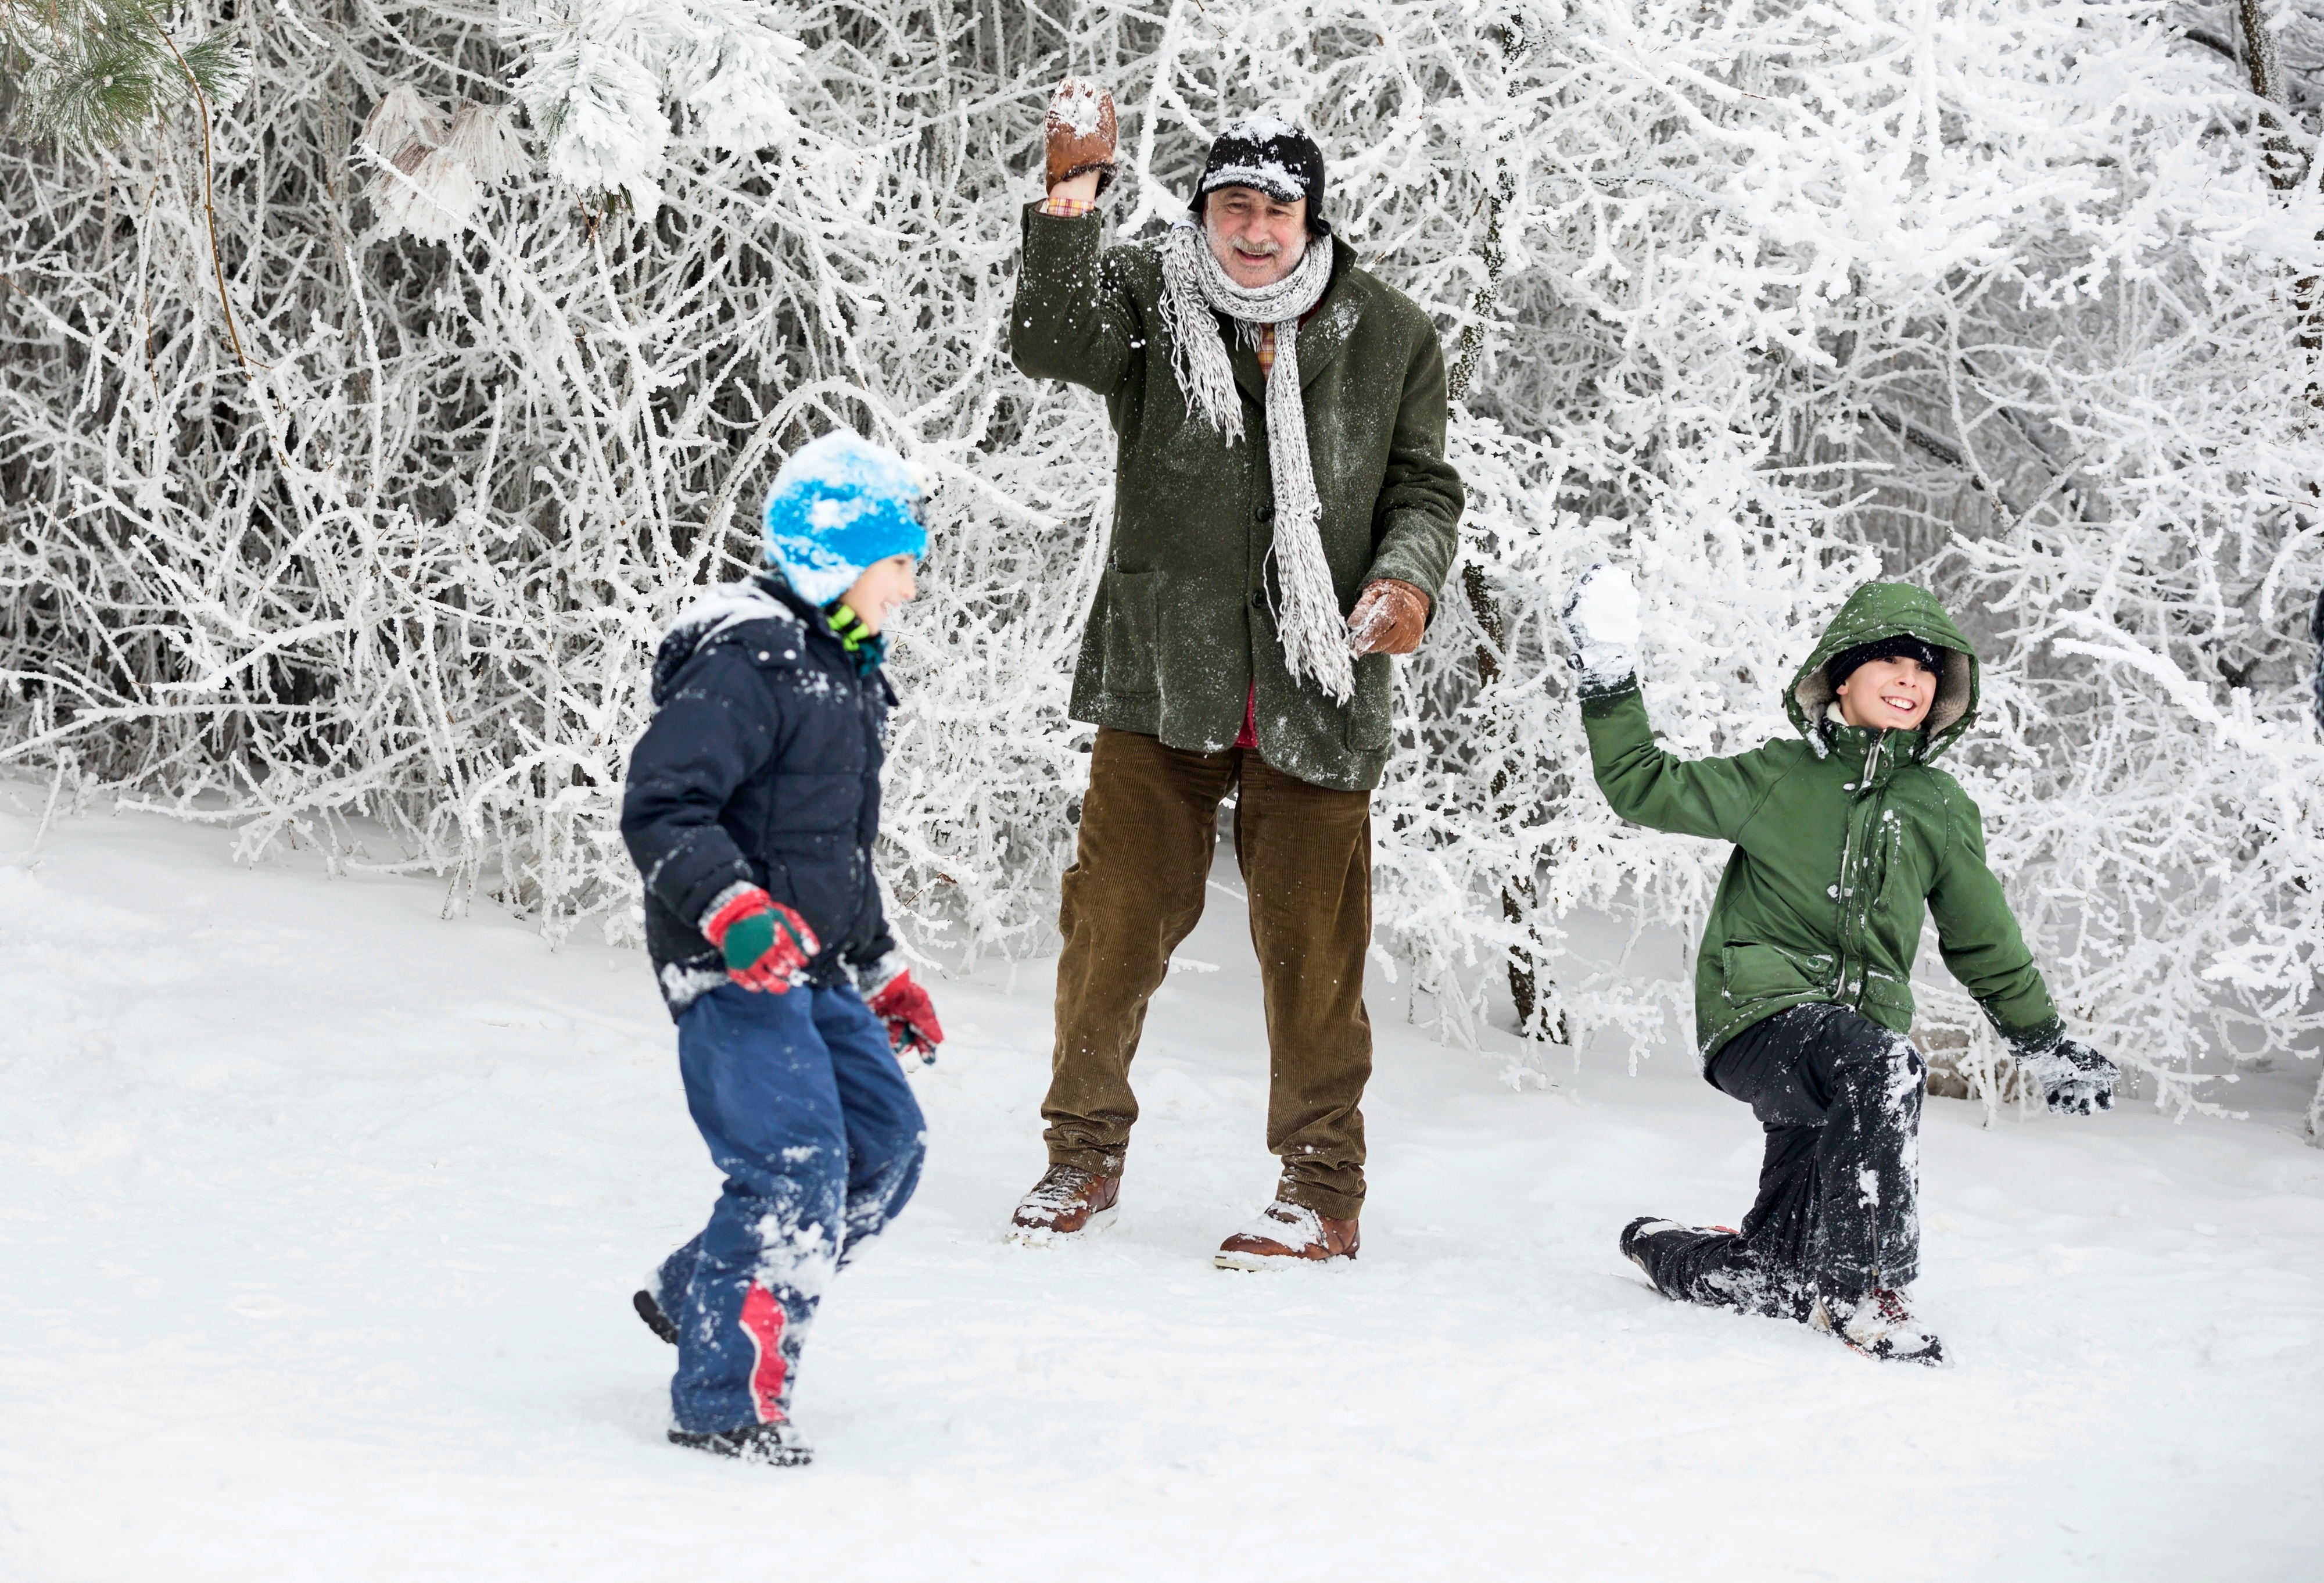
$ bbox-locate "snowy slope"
[1,790,2318,1582]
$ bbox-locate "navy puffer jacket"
[622,574,896,1018]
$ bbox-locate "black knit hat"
[1190,115,1331,238]
[1827,634,1946,689]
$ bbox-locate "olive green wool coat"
[1580,582,2065,1074]
[1010,205,1464,792]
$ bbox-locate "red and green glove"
[701,886,819,993]
[862,955,944,1064]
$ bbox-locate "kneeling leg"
[1625,1123,1820,1320]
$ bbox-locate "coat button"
[1257,504,1275,522]
[1250,589,1265,608]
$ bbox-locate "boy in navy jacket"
[621,431,943,1465]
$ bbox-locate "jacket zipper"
[1832,731,1885,1003]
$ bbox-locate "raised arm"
[1564,565,1795,841]
[1010,81,1141,396]
[1581,683,1798,841]
[1012,207,1145,395]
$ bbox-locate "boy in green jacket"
[1562,567,2117,1363]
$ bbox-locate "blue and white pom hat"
[761,431,928,605]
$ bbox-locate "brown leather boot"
[1214,1201,1360,1270]
[1006,1163,1121,1242]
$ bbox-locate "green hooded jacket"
[1010,204,1465,792]
[1579,582,2065,1074]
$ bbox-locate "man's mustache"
[1231,237,1283,256]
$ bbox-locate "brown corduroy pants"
[1042,726,1375,1220]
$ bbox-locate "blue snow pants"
[651,981,926,1434]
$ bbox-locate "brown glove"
[1348,579,1431,657]
[1045,78,1118,197]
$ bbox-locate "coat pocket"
[1859,967,1917,1032]
[1345,651,1393,751]
[1098,567,1162,699]
[1719,943,1836,1008]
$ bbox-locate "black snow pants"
[1644,1004,1925,1315]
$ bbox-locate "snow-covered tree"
[2,0,2320,1129]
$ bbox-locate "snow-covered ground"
[2,790,2319,1582]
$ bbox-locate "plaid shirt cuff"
[1039,196,1098,219]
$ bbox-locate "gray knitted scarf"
[1155,220,1351,702]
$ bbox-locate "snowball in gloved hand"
[1045,79,1118,196]
[1559,563,1642,687]
[1563,564,1641,650]
[1347,578,1429,656]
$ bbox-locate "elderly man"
[1004,84,1464,1267]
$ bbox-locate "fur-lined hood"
[1785,582,1979,764]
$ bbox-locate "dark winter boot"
[1811,1287,1945,1366]
[668,1420,815,1466]
[1620,1215,1734,1299]
[1620,1216,1810,1321]
[633,1288,679,1346]
[1006,1163,1121,1242]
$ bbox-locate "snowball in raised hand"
[1044,78,1117,200]
[1559,563,1641,689]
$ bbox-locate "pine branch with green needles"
[1,0,245,152]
